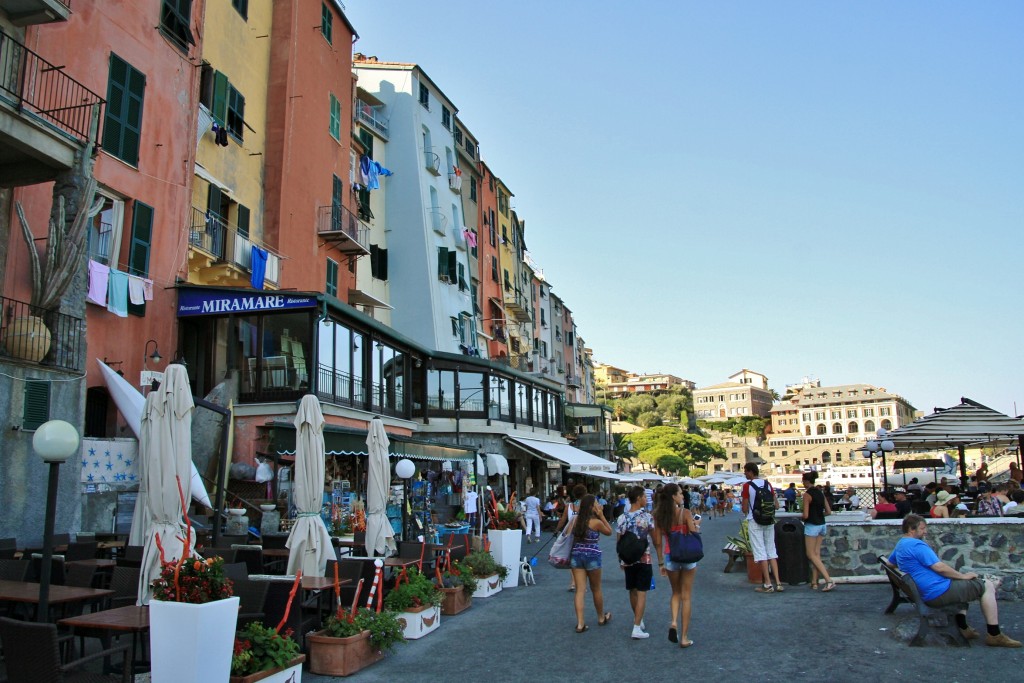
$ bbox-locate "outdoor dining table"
[59,605,149,677]
[0,579,113,621]
[66,558,117,570]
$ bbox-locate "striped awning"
[885,398,1024,449]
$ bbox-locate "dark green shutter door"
[23,381,51,431]
[102,56,127,158]
[237,204,250,239]
[122,67,145,165]
[438,247,448,279]
[359,129,373,157]
[212,71,229,125]
[379,248,388,280]
[129,202,154,277]
[447,252,457,282]
[207,184,223,218]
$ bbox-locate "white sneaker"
[640,620,646,631]
[632,625,650,639]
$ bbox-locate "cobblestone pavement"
[306,511,1023,682]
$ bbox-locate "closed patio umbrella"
[138,363,195,605]
[285,395,334,577]
[364,416,396,557]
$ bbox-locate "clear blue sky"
[347,1,1024,417]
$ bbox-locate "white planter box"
[150,596,240,683]
[471,573,503,598]
[396,603,440,640]
[488,528,522,588]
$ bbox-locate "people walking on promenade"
[801,471,835,591]
[557,484,588,592]
[523,489,542,543]
[741,463,782,593]
[568,494,612,632]
[652,483,699,647]
[616,485,655,639]
[888,514,1021,647]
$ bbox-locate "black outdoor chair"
[231,545,264,575]
[222,562,249,581]
[0,537,16,560]
[255,577,319,650]
[232,578,269,629]
[200,547,237,564]
[64,541,98,562]
[107,566,141,609]
[0,559,29,581]
[0,615,131,683]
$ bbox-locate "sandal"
[575,625,588,633]
[810,583,819,591]
[598,612,612,626]
[754,584,775,593]
[822,581,836,592]
[679,639,694,648]
[774,584,785,592]
[668,626,678,643]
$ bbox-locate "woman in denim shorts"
[652,484,700,648]
[802,471,835,591]
[569,494,612,632]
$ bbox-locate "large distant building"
[693,370,773,420]
[605,372,694,399]
[769,382,916,442]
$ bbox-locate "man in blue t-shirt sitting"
[889,514,1020,647]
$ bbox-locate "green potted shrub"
[437,560,476,615]
[726,519,762,584]
[307,607,405,677]
[229,622,304,683]
[383,567,443,640]
[461,549,508,598]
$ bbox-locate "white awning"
[505,436,615,472]
[476,452,509,476]
[575,470,620,481]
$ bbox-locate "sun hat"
[935,491,955,506]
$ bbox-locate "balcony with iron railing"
[0,0,71,26]
[0,27,104,185]
[188,207,280,286]
[492,353,532,372]
[355,99,388,138]
[317,204,370,256]
[504,289,532,322]
[423,147,441,175]
[0,294,84,371]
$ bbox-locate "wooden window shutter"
[23,380,51,431]
[212,70,229,125]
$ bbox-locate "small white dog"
[520,556,536,586]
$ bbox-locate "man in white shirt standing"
[741,463,782,593]
[523,490,542,543]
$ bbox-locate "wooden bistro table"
[59,605,149,677]
[0,579,113,621]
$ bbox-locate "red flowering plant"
[150,476,233,603]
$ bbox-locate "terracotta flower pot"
[745,552,763,584]
[439,586,472,616]
[308,630,383,677]
[2,316,51,363]
[228,655,305,683]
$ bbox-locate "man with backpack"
[616,486,655,639]
[741,463,783,593]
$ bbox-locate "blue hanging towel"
[106,269,129,317]
[250,246,268,290]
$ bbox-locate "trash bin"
[774,518,809,585]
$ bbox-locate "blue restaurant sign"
[177,289,317,317]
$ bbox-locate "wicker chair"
[64,542,98,562]
[230,545,264,575]
[200,547,237,564]
[0,538,16,561]
[0,559,29,581]
[107,567,141,609]
[0,616,130,682]
[232,578,269,629]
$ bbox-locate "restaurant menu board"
[115,492,138,535]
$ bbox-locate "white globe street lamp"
[33,420,80,621]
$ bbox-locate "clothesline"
[86,259,154,317]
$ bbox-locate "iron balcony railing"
[355,99,387,137]
[189,207,280,285]
[316,204,369,251]
[0,28,104,143]
[0,294,84,371]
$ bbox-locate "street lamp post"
[32,420,80,621]
[395,458,416,541]
[859,447,878,501]
[865,430,895,497]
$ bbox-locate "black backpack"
[749,480,776,526]
[616,514,648,564]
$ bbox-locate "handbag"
[668,527,704,564]
[547,516,576,569]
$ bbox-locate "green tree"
[636,411,663,428]
[655,454,687,474]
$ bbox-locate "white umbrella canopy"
[677,477,705,487]
[138,364,195,605]
[286,395,335,577]
[364,417,396,557]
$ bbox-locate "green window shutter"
[437,247,448,280]
[457,263,467,291]
[358,129,373,157]
[129,201,154,277]
[329,94,341,140]
[236,204,250,239]
[379,248,388,281]
[326,259,338,297]
[227,85,245,140]
[369,244,379,279]
[321,3,333,44]
[207,184,223,218]
[212,70,229,125]
[103,54,145,166]
[447,252,457,283]
[23,380,51,431]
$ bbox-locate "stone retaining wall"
[820,518,1024,601]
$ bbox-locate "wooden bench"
[877,555,970,647]
[722,542,744,573]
